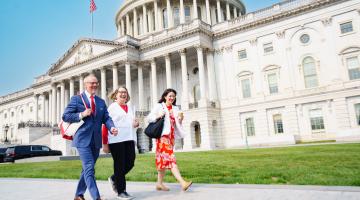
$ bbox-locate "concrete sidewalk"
[0,178,359,200]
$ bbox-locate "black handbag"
[144,116,164,139]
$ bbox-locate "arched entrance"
[190,121,201,148]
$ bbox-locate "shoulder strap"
[80,94,88,109]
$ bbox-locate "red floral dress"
[155,105,177,170]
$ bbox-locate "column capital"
[151,57,157,65]
[194,45,205,51]
[205,48,215,54]
[164,53,171,59]
[178,49,187,55]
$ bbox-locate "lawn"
[0,143,359,186]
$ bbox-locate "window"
[346,57,360,80]
[340,21,353,34]
[163,9,168,28]
[273,114,284,134]
[11,112,14,117]
[30,106,33,112]
[4,113,7,119]
[174,7,180,26]
[303,57,318,88]
[238,49,247,59]
[263,42,274,53]
[245,117,255,136]
[355,103,360,126]
[197,6,202,20]
[300,34,310,44]
[310,109,325,131]
[137,18,141,34]
[241,79,251,98]
[267,73,278,94]
[185,6,191,23]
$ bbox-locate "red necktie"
[90,95,96,115]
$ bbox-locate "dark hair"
[109,86,130,103]
[158,88,177,105]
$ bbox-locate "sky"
[0,0,279,96]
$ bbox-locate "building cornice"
[214,0,346,39]
[139,20,213,51]
[0,88,34,105]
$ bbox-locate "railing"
[0,88,33,104]
[52,127,60,136]
[18,121,52,129]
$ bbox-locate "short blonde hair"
[109,86,130,103]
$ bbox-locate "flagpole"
[91,12,94,39]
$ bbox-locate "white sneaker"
[108,176,117,194]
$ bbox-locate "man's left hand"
[110,127,118,136]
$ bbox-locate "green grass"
[0,143,360,186]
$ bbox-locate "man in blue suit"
[63,74,118,200]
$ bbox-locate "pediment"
[339,46,360,55]
[48,38,122,74]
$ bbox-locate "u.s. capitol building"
[1,0,360,155]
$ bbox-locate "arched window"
[185,6,191,23]
[302,57,318,88]
[173,7,180,26]
[163,8,168,28]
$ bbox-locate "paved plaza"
[0,178,359,200]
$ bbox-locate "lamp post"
[4,125,9,143]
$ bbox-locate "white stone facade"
[1,0,360,154]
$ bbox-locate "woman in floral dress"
[147,88,192,191]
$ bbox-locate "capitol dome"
[115,0,246,38]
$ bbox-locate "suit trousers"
[109,140,136,193]
[76,145,100,200]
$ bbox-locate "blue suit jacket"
[62,92,114,149]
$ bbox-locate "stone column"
[154,0,159,31]
[64,89,69,108]
[151,58,158,106]
[34,95,39,122]
[125,62,132,97]
[138,65,144,111]
[60,81,65,115]
[100,67,107,102]
[51,84,56,125]
[41,94,46,122]
[217,0,222,23]
[112,63,119,90]
[193,0,198,19]
[205,0,211,24]
[148,9,154,32]
[142,4,148,34]
[233,7,238,18]
[69,77,74,98]
[180,0,185,24]
[48,91,52,124]
[56,86,60,123]
[226,1,231,21]
[196,46,207,105]
[121,18,125,36]
[45,94,49,123]
[206,49,217,102]
[180,49,189,110]
[126,14,130,35]
[166,0,172,28]
[133,8,138,36]
[165,54,172,88]
[79,75,84,93]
